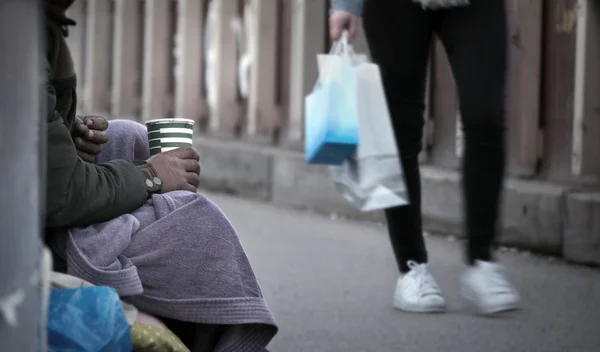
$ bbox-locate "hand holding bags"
[306,31,408,211]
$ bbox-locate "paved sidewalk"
[208,192,600,352]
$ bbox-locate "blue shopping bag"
[305,32,359,165]
[47,286,132,352]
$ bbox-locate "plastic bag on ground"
[47,286,132,352]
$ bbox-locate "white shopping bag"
[329,60,408,211]
[305,31,360,165]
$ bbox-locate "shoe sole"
[478,303,521,316]
[460,286,521,316]
[393,298,446,313]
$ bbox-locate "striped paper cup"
[146,118,195,156]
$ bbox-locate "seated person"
[43,1,277,351]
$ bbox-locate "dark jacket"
[44,0,147,235]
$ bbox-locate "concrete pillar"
[174,0,206,123]
[207,0,241,135]
[247,0,279,140]
[0,0,44,350]
[112,0,142,120]
[142,0,173,122]
[82,0,112,116]
[573,0,600,179]
[287,0,327,144]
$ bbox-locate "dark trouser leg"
[160,317,196,348]
[437,0,508,264]
[160,317,226,352]
[385,156,426,272]
[363,0,434,273]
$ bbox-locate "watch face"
[148,178,161,193]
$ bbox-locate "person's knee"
[458,89,506,129]
[461,117,506,149]
[394,121,425,158]
[96,119,150,162]
[107,119,147,139]
[382,84,427,158]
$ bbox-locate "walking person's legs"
[363,0,446,313]
[437,0,521,314]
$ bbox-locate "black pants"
[362,0,508,273]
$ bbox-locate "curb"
[195,137,600,266]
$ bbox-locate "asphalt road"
[207,192,600,352]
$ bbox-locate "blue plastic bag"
[47,286,132,352]
[305,32,359,165]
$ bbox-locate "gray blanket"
[49,119,277,351]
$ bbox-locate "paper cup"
[146,118,194,156]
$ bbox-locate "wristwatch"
[134,161,162,197]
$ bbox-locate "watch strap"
[134,160,162,197]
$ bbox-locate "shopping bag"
[305,31,360,165]
[47,286,132,352]
[330,61,408,211]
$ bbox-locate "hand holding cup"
[147,147,201,193]
[145,118,199,193]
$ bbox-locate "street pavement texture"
[206,192,600,352]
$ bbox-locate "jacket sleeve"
[45,61,149,229]
[331,0,364,16]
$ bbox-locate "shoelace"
[406,261,440,297]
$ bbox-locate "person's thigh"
[437,0,508,128]
[362,0,434,157]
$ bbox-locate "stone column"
[0,0,44,350]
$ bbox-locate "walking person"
[329,0,521,314]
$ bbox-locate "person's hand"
[329,10,360,41]
[147,147,201,193]
[74,115,109,162]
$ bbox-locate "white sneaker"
[460,260,521,315]
[393,261,446,313]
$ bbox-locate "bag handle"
[329,30,355,58]
[313,30,356,90]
